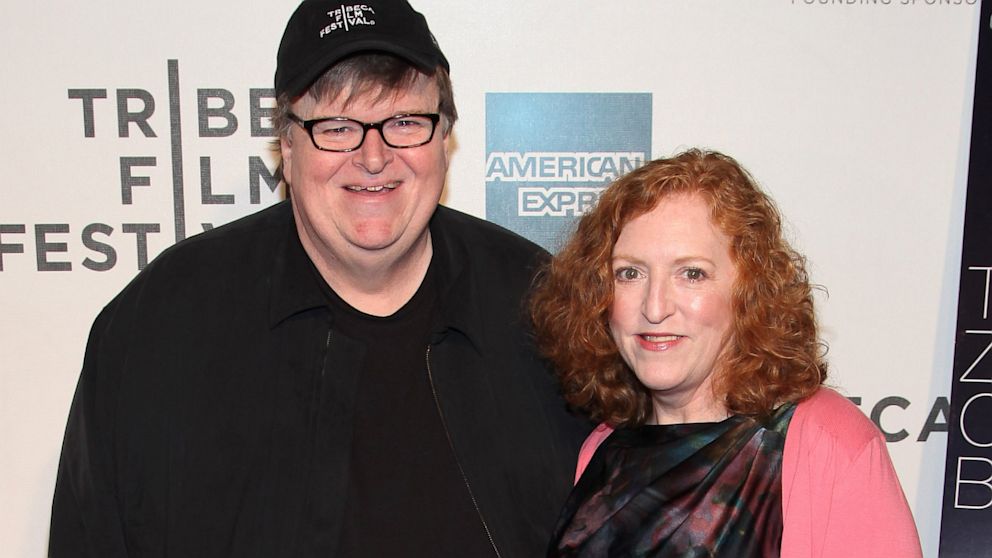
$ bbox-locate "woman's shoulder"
[788,387,885,459]
[781,389,922,557]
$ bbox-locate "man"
[49,1,589,556]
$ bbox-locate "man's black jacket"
[50,200,590,557]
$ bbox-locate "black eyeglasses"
[288,113,441,152]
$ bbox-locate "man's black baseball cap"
[275,0,450,98]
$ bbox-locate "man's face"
[281,76,449,268]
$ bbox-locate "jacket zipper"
[299,328,332,556]
[322,330,332,375]
[424,345,502,558]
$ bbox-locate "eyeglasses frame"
[288,113,442,152]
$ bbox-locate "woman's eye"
[684,267,706,281]
[615,267,641,281]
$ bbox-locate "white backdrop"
[0,2,981,556]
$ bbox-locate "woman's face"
[608,193,737,424]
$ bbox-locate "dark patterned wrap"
[549,404,797,557]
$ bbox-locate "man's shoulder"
[138,201,290,275]
[432,205,548,262]
[158,201,292,261]
[107,201,292,306]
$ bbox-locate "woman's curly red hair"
[530,149,827,427]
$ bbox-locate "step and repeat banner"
[940,0,992,555]
[0,1,982,556]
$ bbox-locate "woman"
[531,149,922,557]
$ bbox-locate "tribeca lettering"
[320,5,376,37]
[848,395,949,443]
[0,223,160,272]
[953,264,992,509]
[0,73,282,273]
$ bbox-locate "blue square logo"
[485,93,652,252]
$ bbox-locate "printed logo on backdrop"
[940,0,992,553]
[0,60,280,273]
[485,93,651,252]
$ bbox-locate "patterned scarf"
[549,404,796,557]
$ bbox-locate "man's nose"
[352,127,393,173]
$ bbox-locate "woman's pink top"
[573,388,923,557]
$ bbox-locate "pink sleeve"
[781,388,922,557]
[574,423,614,484]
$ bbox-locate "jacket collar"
[267,202,488,354]
[268,201,329,327]
[429,206,487,354]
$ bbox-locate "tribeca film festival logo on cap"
[319,5,376,38]
[485,93,651,253]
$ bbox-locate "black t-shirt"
[318,259,495,557]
